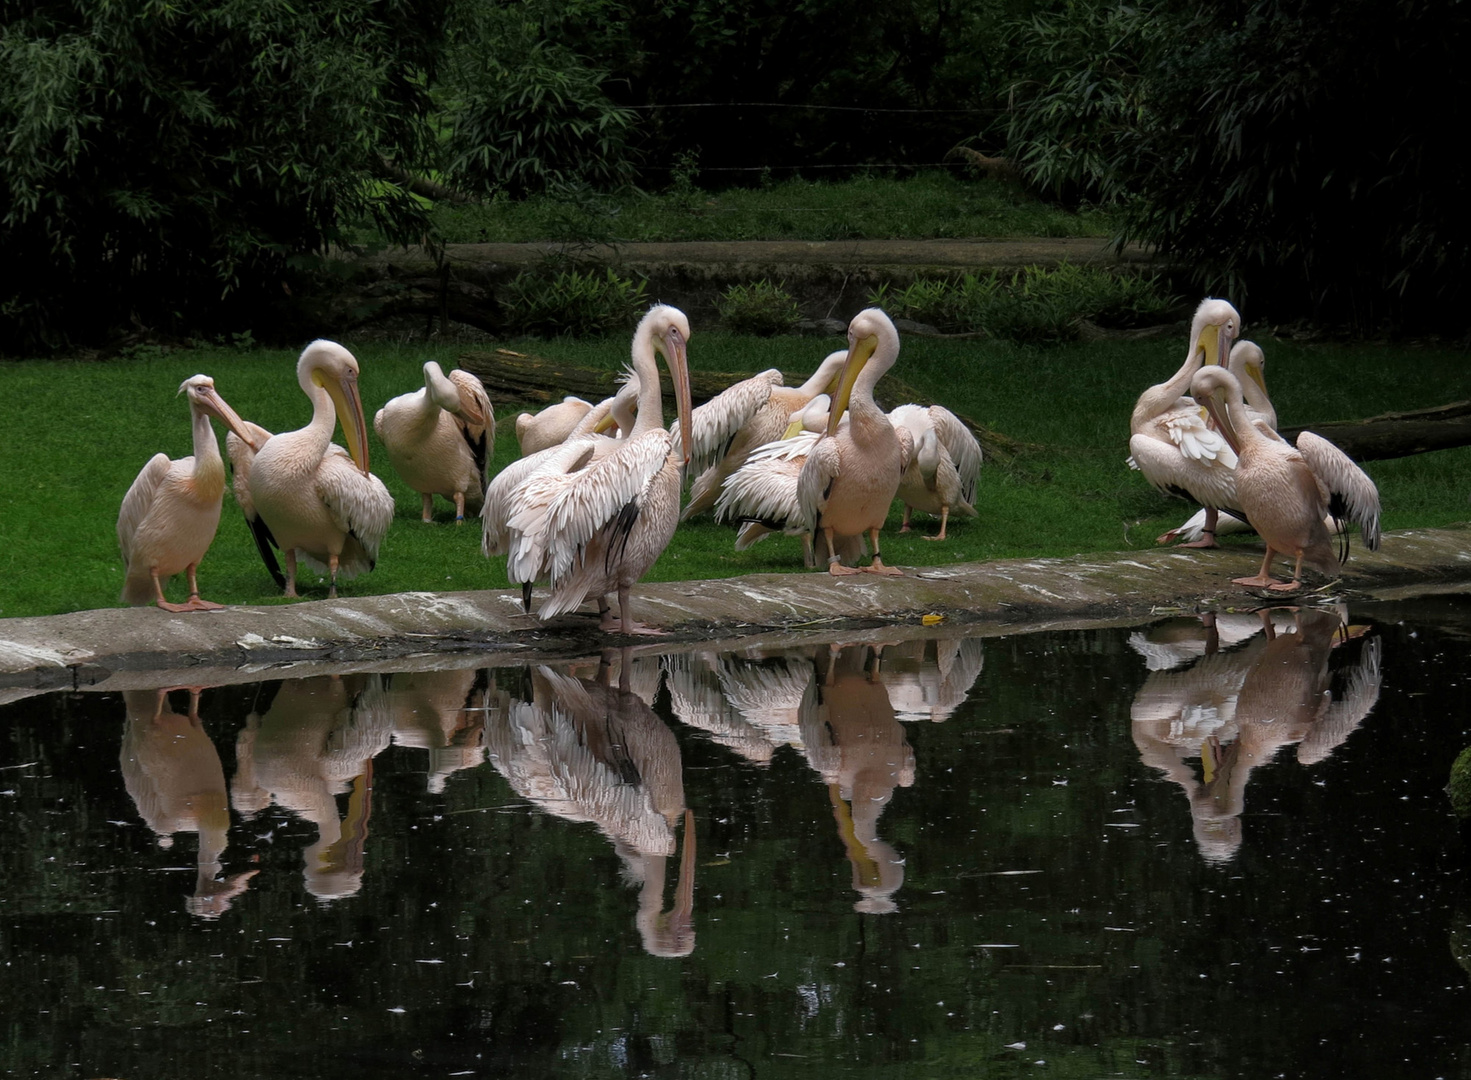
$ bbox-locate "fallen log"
[1278,400,1471,461]
[458,348,1030,463]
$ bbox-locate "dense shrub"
[500,268,648,337]
[718,281,801,336]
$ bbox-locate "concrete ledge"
[1,525,1467,697]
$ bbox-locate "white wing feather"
[675,370,783,474]
[118,453,173,567]
[315,446,395,564]
[1294,431,1381,549]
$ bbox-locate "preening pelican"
[798,309,911,576]
[515,396,594,456]
[1128,298,1241,548]
[1192,366,1381,590]
[374,362,493,523]
[887,403,981,540]
[679,350,848,520]
[503,305,695,633]
[118,375,255,611]
[227,340,395,599]
[713,393,832,566]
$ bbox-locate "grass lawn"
[428,172,1116,245]
[1,329,1466,619]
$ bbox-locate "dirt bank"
[1,525,1466,699]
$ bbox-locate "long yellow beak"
[829,334,877,437]
[663,326,693,466]
[196,385,255,448]
[320,367,371,474]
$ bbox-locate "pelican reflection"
[486,650,695,957]
[876,634,985,723]
[120,687,258,917]
[805,644,915,914]
[231,675,390,901]
[1132,607,1382,862]
[383,668,488,793]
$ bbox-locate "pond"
[2,594,1470,1080]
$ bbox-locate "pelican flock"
[102,290,1398,625]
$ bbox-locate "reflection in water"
[231,675,390,900]
[383,668,487,793]
[876,634,985,723]
[120,687,259,917]
[485,650,696,957]
[1132,607,1383,862]
[807,645,916,914]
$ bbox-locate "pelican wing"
[315,446,395,562]
[796,433,843,535]
[715,433,819,539]
[448,370,494,481]
[225,424,285,588]
[929,406,982,505]
[482,437,597,557]
[677,369,783,474]
[507,431,673,583]
[117,453,173,566]
[1127,431,1239,511]
[1294,431,1381,550]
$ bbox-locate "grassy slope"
[1,333,1466,619]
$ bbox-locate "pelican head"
[1190,365,1245,455]
[638,305,693,465]
[1229,339,1267,398]
[1188,298,1241,369]
[178,373,253,444]
[829,308,898,436]
[299,340,371,474]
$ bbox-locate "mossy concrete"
[1,525,1467,699]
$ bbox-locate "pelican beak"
[1244,358,1267,399]
[1197,384,1241,455]
[318,366,372,474]
[1195,323,1222,366]
[781,416,807,439]
[195,385,255,448]
[592,409,619,435]
[830,333,877,436]
[662,325,694,466]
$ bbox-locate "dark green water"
[2,595,1470,1080]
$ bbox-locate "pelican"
[1156,339,1282,545]
[373,361,493,523]
[887,403,982,540]
[503,305,694,634]
[1128,298,1241,548]
[515,395,594,456]
[117,375,255,611]
[797,308,911,576]
[713,393,833,566]
[679,350,848,520]
[227,340,395,599]
[1193,366,1381,590]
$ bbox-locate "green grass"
[429,173,1115,245]
[1,332,1467,620]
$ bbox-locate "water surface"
[2,595,1469,1079]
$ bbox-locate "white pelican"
[503,305,694,633]
[713,393,833,566]
[679,350,847,520]
[1156,339,1282,545]
[887,403,982,540]
[118,375,255,611]
[1128,298,1241,548]
[373,362,493,523]
[797,309,911,576]
[515,395,594,456]
[1192,366,1381,590]
[227,340,395,599]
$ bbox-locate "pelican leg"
[1232,547,1283,589]
[598,595,619,631]
[177,564,225,612]
[824,528,861,576]
[899,506,913,534]
[616,583,667,636]
[922,504,950,542]
[283,550,299,598]
[421,493,435,524]
[327,553,340,600]
[1179,507,1220,549]
[453,491,466,524]
[1268,551,1307,592]
[863,528,904,576]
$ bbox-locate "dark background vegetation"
[3,0,1468,351]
